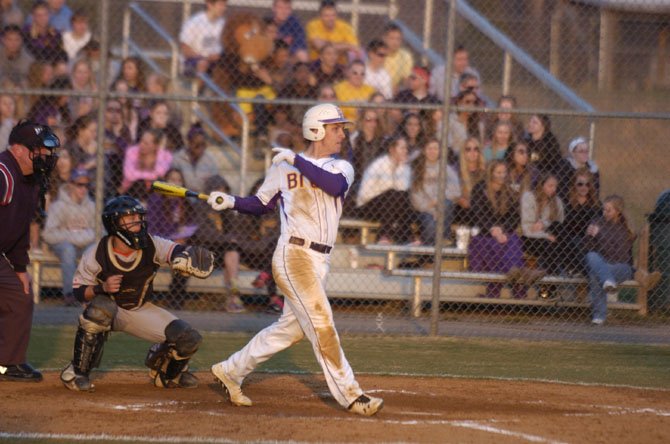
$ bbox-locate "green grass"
[28,326,670,389]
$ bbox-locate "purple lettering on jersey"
[234,193,280,215]
[294,156,348,197]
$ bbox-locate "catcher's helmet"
[102,196,149,250]
[302,103,350,142]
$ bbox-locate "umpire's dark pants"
[0,256,34,365]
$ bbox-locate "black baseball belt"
[288,236,332,254]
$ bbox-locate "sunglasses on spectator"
[106,107,122,113]
[465,145,479,152]
[462,99,476,105]
[73,182,90,188]
[364,117,377,122]
[375,51,387,57]
[516,149,528,154]
[576,181,590,187]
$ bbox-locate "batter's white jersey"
[255,154,354,247]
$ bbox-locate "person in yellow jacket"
[333,60,376,122]
[306,0,361,64]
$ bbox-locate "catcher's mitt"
[172,246,214,279]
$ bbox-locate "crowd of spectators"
[0,0,641,321]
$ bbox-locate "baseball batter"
[59,196,214,392]
[207,103,383,416]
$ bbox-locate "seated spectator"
[391,65,440,125]
[355,135,417,244]
[483,121,514,162]
[277,61,318,126]
[486,94,525,142]
[136,100,184,152]
[430,44,481,101]
[62,8,89,62]
[316,82,336,101]
[520,173,565,275]
[306,0,361,64]
[392,112,426,160]
[22,1,67,63]
[1,0,24,28]
[557,168,601,276]
[267,104,302,153]
[557,136,600,201]
[411,138,461,244]
[367,91,393,137]
[448,89,482,157]
[43,0,73,33]
[270,0,308,63]
[111,78,140,141]
[506,141,538,195]
[333,59,375,122]
[309,42,345,87]
[64,114,97,177]
[42,168,95,306]
[454,137,486,227]
[102,99,130,200]
[264,39,293,91]
[523,113,562,175]
[46,146,72,207]
[178,0,226,76]
[0,93,18,149]
[468,160,527,299]
[364,38,392,99]
[112,56,146,93]
[27,75,72,129]
[349,108,385,185]
[584,195,635,325]
[26,60,53,109]
[68,58,96,119]
[121,128,173,201]
[147,168,197,242]
[382,22,413,95]
[170,123,219,193]
[0,24,34,87]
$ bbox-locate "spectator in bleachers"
[557,136,600,201]
[355,135,417,244]
[270,0,308,63]
[46,146,71,205]
[277,61,319,125]
[0,24,33,87]
[411,138,461,245]
[557,168,600,276]
[468,160,527,299]
[520,173,564,276]
[364,38,392,100]
[524,113,562,175]
[382,22,413,95]
[306,0,361,64]
[171,123,219,193]
[0,93,18,149]
[367,91,393,137]
[42,168,95,306]
[333,59,375,122]
[454,136,485,227]
[113,56,146,93]
[349,108,385,184]
[28,74,71,128]
[137,100,184,152]
[0,0,24,27]
[264,39,293,91]
[394,112,426,160]
[506,141,538,195]
[102,99,130,200]
[68,58,96,119]
[64,114,97,177]
[22,1,67,63]
[26,60,53,109]
[61,8,89,62]
[43,0,72,33]
[486,94,525,142]
[316,82,336,101]
[584,195,635,325]
[111,78,140,141]
[309,43,345,88]
[483,121,514,162]
[267,104,301,151]
[78,39,119,89]
[179,0,226,76]
[121,128,173,201]
[430,45,481,101]
[448,89,481,157]
[391,65,440,125]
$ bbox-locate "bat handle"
[197,193,224,205]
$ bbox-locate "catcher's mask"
[8,120,60,177]
[102,196,149,250]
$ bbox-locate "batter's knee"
[165,319,202,358]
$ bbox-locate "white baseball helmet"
[302,103,350,141]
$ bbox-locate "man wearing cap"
[0,120,60,382]
[391,65,441,124]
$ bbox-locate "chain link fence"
[2,0,668,339]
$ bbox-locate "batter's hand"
[271,147,295,165]
[208,192,235,211]
[103,275,122,294]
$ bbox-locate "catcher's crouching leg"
[145,319,202,388]
[61,295,117,392]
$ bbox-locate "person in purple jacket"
[0,120,60,382]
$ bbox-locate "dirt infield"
[1,372,669,443]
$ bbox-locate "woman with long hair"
[64,114,97,176]
[506,141,538,195]
[584,195,635,324]
[448,89,483,156]
[454,137,486,226]
[483,120,514,162]
[524,113,562,175]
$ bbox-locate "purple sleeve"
[234,193,280,215]
[294,156,348,197]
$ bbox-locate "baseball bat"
[151,181,224,204]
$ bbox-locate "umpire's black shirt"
[0,150,40,272]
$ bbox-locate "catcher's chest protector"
[94,236,160,309]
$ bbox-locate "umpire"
[0,120,60,382]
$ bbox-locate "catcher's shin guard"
[145,320,202,388]
[71,295,117,375]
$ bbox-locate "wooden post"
[636,223,651,316]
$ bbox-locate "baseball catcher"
[60,196,214,392]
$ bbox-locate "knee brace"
[145,320,202,387]
[73,296,118,375]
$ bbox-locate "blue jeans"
[418,199,455,245]
[585,251,633,321]
[50,242,84,296]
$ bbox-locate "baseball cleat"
[60,363,93,392]
[348,394,384,416]
[211,363,252,406]
[178,371,199,389]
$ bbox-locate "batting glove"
[271,147,296,165]
[207,192,235,211]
